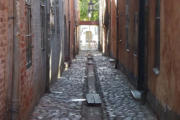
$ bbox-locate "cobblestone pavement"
[31,52,87,120]
[93,52,157,120]
[31,51,157,120]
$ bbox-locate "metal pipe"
[137,0,145,90]
[45,0,50,93]
[115,0,119,69]
[11,0,20,119]
[6,0,15,119]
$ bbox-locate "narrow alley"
[31,51,156,120]
[0,0,180,120]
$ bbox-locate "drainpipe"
[68,20,71,62]
[130,0,148,102]
[137,0,145,91]
[68,0,71,63]
[11,0,20,119]
[115,0,119,69]
[45,0,50,93]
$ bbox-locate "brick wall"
[0,0,77,119]
[14,0,34,119]
[0,0,48,119]
[0,0,9,119]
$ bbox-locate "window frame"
[25,1,32,68]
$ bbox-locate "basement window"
[153,0,160,75]
[25,1,32,68]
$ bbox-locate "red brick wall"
[0,0,9,119]
[2,0,45,119]
[1,0,78,119]
[14,0,34,119]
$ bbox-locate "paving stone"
[30,51,157,120]
[30,51,87,120]
[92,51,157,120]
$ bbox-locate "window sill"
[153,68,160,75]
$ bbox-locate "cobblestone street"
[31,52,87,120]
[93,52,157,120]
[31,51,157,120]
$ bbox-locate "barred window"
[25,1,32,68]
[153,0,160,74]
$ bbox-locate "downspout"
[73,1,76,58]
[130,0,147,101]
[137,0,145,91]
[108,1,112,57]
[68,20,71,62]
[11,0,20,119]
[68,0,71,63]
[45,0,50,93]
[115,0,119,69]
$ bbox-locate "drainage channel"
[81,54,104,120]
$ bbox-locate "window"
[40,2,46,51]
[25,0,32,68]
[153,0,160,75]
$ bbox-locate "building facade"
[0,0,77,119]
[99,0,180,119]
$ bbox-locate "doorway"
[78,25,99,51]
